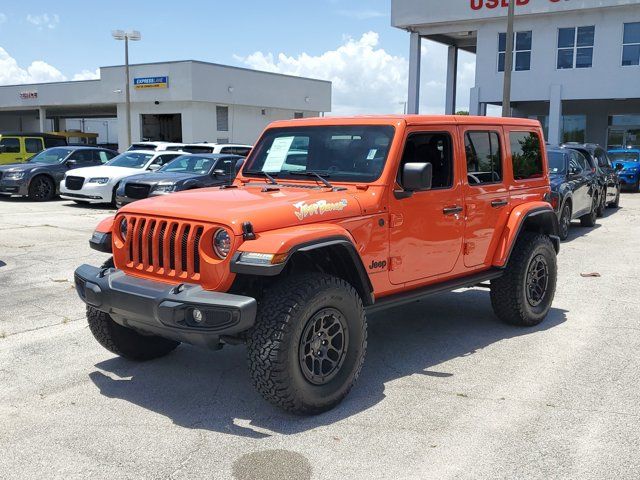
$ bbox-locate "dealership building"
[392,0,640,148]
[0,60,331,151]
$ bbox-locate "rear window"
[128,143,157,151]
[510,131,544,180]
[182,146,215,154]
[464,131,503,185]
[25,138,44,153]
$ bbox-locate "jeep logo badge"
[369,259,387,270]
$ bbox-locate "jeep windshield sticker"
[366,149,377,160]
[262,136,295,172]
[293,199,348,221]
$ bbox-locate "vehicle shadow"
[62,201,115,210]
[89,288,567,439]
[565,222,601,241]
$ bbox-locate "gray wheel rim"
[526,254,549,307]
[298,308,349,386]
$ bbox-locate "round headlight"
[213,228,231,259]
[119,218,128,240]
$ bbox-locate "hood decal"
[293,199,348,221]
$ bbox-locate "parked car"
[115,154,244,207]
[608,148,640,192]
[548,146,599,240]
[0,147,117,201]
[0,132,67,165]
[562,142,620,212]
[179,143,252,156]
[59,150,184,205]
[126,142,185,152]
[75,115,560,414]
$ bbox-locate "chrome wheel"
[525,254,549,307]
[299,308,349,386]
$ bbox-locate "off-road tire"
[490,232,557,327]
[87,306,180,360]
[28,175,55,201]
[580,195,598,227]
[247,273,367,415]
[558,202,571,241]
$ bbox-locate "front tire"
[247,273,367,415]
[87,306,180,360]
[28,175,55,201]
[558,202,571,241]
[490,232,557,327]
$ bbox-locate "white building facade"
[392,0,640,147]
[0,60,331,151]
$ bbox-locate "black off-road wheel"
[490,232,557,327]
[87,306,180,360]
[28,175,55,201]
[247,273,367,415]
[558,202,571,241]
[580,195,598,227]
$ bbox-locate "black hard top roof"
[0,132,66,139]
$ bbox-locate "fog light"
[192,308,204,323]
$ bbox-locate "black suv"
[0,146,117,201]
[547,146,599,240]
[562,142,620,212]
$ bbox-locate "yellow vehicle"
[0,133,67,165]
[50,131,99,146]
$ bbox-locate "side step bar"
[366,269,503,314]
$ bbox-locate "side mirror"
[402,162,433,192]
[615,163,624,171]
[66,159,78,168]
[148,164,161,172]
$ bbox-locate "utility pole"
[502,0,516,117]
[112,30,141,148]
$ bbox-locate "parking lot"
[1,194,639,479]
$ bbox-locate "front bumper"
[60,181,114,203]
[618,172,639,187]
[74,264,257,348]
[0,179,28,196]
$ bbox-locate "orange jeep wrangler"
[75,116,560,414]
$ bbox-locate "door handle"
[443,205,463,216]
[491,199,508,208]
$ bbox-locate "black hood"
[125,171,209,186]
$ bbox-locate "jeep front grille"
[123,215,205,280]
[65,176,85,190]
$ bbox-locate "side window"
[399,132,453,190]
[575,151,590,171]
[155,154,179,166]
[94,151,114,164]
[25,138,44,153]
[45,138,67,148]
[0,137,21,153]
[70,150,94,165]
[510,131,543,180]
[568,153,582,174]
[595,150,609,168]
[465,131,503,185]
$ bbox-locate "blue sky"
[0,0,476,114]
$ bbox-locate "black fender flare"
[502,207,560,268]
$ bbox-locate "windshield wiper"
[245,170,279,185]
[290,171,336,190]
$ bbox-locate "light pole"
[502,1,516,117]
[112,30,141,147]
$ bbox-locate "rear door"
[24,137,44,160]
[388,127,464,284]
[460,127,510,268]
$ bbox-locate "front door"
[0,136,24,165]
[460,127,510,268]
[388,128,464,285]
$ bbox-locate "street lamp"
[112,29,141,147]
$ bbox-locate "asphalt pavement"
[0,194,639,479]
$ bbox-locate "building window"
[622,22,640,66]
[557,26,595,69]
[562,115,587,143]
[464,131,503,184]
[294,112,304,119]
[217,138,229,144]
[498,31,532,72]
[216,106,229,132]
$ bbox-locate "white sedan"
[59,150,183,205]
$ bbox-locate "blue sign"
[133,76,169,89]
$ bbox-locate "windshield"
[609,152,640,163]
[160,155,216,175]
[28,148,73,164]
[547,152,566,174]
[243,125,395,183]
[107,152,153,168]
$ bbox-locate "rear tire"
[490,232,557,327]
[28,175,55,201]
[247,273,367,415]
[87,306,180,361]
[611,189,620,208]
[580,195,597,227]
[596,190,606,217]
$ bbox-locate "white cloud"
[237,31,476,115]
[0,47,99,85]
[0,13,7,24]
[72,68,100,81]
[26,13,60,30]
[336,9,386,20]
